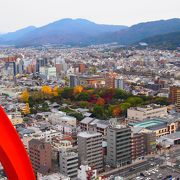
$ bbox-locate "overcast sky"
[0,0,180,32]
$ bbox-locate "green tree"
[93,105,104,118]
[126,97,144,106]
[61,87,74,99]
[114,89,130,100]
[76,92,89,101]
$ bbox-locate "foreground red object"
[0,106,35,180]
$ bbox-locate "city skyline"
[1,0,180,32]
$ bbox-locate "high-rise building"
[78,63,86,73]
[70,75,79,87]
[105,72,117,88]
[176,89,180,112]
[115,77,124,89]
[59,151,78,179]
[29,139,52,175]
[107,125,132,167]
[142,131,156,155]
[169,85,180,104]
[77,132,103,172]
[131,132,145,161]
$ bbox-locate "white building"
[33,129,62,143]
[49,112,77,126]
[127,104,168,121]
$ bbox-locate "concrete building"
[127,104,168,121]
[59,151,78,179]
[70,75,79,87]
[29,139,52,175]
[131,132,145,161]
[169,84,180,104]
[78,75,105,88]
[80,117,110,136]
[38,173,70,180]
[106,125,132,168]
[142,130,156,154]
[77,132,103,172]
[176,89,180,112]
[129,118,178,138]
[115,77,124,89]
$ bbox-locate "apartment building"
[29,139,52,175]
[127,104,168,121]
[106,125,132,168]
[59,151,78,179]
[77,132,103,172]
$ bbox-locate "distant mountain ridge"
[0,18,127,46]
[137,31,180,49]
[0,18,180,48]
[94,18,180,45]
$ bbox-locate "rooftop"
[129,118,167,130]
[78,131,102,138]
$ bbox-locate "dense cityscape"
[0,44,179,180]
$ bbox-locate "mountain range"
[0,18,180,49]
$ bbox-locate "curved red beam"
[0,106,35,180]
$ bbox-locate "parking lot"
[133,165,180,180]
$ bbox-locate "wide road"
[99,158,164,179]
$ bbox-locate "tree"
[114,89,129,100]
[21,90,30,102]
[96,97,105,106]
[23,103,30,115]
[53,86,59,97]
[126,97,143,106]
[74,86,84,94]
[153,97,169,106]
[61,87,74,99]
[120,102,131,111]
[93,105,104,118]
[77,92,89,101]
[112,106,122,117]
[41,85,52,95]
[41,102,50,111]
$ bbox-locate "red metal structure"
[0,106,35,180]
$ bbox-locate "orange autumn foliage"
[53,86,59,97]
[41,85,52,95]
[21,90,30,102]
[112,106,121,117]
[74,86,84,94]
[96,97,105,106]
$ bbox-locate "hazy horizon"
[1,0,180,32]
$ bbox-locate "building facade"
[106,125,132,168]
[29,139,52,175]
[77,132,103,172]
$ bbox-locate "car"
[129,167,135,172]
[140,173,145,177]
[157,174,162,179]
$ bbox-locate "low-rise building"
[127,104,168,122]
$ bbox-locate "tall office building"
[115,77,124,89]
[70,75,79,87]
[77,132,103,172]
[176,89,180,112]
[29,139,52,175]
[107,125,132,167]
[169,85,180,104]
[131,132,145,161]
[59,151,78,179]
